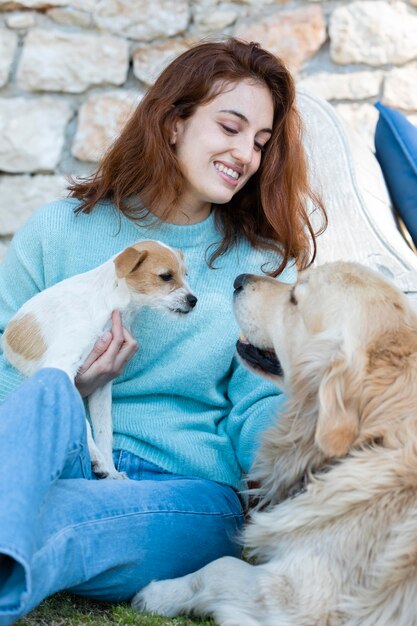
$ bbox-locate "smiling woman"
[69,38,326,275]
[0,38,326,625]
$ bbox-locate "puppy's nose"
[186,294,197,308]
[234,274,249,292]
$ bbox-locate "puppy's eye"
[290,288,298,305]
[159,272,173,282]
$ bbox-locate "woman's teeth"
[214,162,240,180]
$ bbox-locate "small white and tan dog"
[3,240,196,479]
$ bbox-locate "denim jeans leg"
[12,466,244,622]
[0,368,90,623]
[0,374,245,626]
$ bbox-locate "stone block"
[330,1,417,66]
[72,91,142,162]
[235,5,326,73]
[298,71,383,101]
[0,28,18,87]
[383,65,417,111]
[133,41,189,86]
[0,174,67,235]
[0,98,72,173]
[17,29,129,93]
[93,0,189,41]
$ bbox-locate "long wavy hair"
[69,38,326,275]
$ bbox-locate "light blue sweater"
[0,199,296,490]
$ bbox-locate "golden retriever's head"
[234,261,417,458]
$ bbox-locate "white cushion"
[297,88,417,309]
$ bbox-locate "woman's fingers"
[112,327,138,376]
[94,313,138,375]
[98,311,126,366]
[75,311,138,396]
[77,331,113,375]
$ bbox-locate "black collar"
[287,474,310,499]
[283,461,336,502]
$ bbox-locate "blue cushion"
[374,101,417,245]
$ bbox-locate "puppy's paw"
[92,463,128,480]
[105,469,128,480]
[132,579,189,617]
[91,462,108,478]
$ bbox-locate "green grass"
[16,593,214,626]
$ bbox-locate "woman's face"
[172,79,274,221]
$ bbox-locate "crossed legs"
[0,369,244,625]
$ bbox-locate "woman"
[0,38,325,624]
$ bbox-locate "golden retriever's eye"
[159,272,173,282]
[290,287,298,305]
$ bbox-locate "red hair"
[69,38,326,275]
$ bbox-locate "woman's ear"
[169,116,180,145]
[170,116,186,146]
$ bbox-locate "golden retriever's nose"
[234,274,250,292]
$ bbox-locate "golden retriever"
[133,261,417,626]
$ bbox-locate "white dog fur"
[3,240,196,479]
[133,261,417,625]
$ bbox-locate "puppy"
[3,240,196,480]
[134,261,417,625]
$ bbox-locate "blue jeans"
[0,369,244,625]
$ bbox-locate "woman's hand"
[75,310,138,397]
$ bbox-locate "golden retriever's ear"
[114,247,148,278]
[315,354,359,457]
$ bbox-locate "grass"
[15,593,214,626]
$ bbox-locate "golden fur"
[135,261,417,625]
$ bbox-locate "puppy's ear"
[114,247,148,278]
[315,353,359,457]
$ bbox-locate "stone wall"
[1,0,417,259]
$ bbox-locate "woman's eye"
[254,142,265,153]
[159,273,173,282]
[220,123,238,134]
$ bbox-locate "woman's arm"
[0,217,46,401]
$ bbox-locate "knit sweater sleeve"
[225,355,287,475]
[0,211,47,401]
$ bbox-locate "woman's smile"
[213,161,242,185]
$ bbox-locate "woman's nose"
[231,137,253,164]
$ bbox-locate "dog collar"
[284,462,335,502]
[286,474,310,500]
